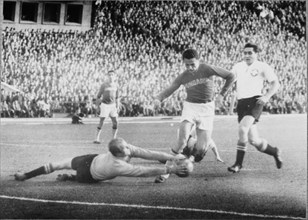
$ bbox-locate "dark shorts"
[237,96,264,123]
[71,154,99,183]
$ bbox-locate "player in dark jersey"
[94,70,119,144]
[154,48,235,183]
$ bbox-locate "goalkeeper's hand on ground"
[166,160,188,175]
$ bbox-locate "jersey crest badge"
[250,69,259,77]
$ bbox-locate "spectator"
[1,1,306,118]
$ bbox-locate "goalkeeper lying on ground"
[14,138,188,183]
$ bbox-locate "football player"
[228,43,283,173]
[94,70,120,144]
[153,48,235,183]
[14,138,188,183]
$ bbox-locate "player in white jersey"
[228,43,283,173]
[94,70,119,144]
[14,138,188,183]
[154,48,235,183]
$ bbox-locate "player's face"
[110,74,116,82]
[107,73,116,83]
[183,58,199,73]
[243,47,257,65]
[116,140,131,157]
[120,139,130,155]
[122,144,131,157]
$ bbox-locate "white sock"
[188,155,195,163]
[112,129,118,139]
[95,128,102,141]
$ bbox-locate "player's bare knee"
[178,138,189,151]
[49,162,61,170]
[250,138,267,152]
[51,159,72,170]
[238,125,249,137]
[112,124,118,130]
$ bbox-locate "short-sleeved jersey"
[98,82,118,104]
[174,63,234,103]
[232,61,277,99]
[90,144,166,181]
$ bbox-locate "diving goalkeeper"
[14,138,188,183]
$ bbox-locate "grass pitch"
[0,114,306,219]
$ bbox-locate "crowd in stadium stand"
[1,1,306,118]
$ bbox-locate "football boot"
[14,172,27,181]
[227,164,242,173]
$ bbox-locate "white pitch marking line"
[0,195,304,220]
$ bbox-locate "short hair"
[244,43,259,53]
[108,138,126,156]
[182,48,199,60]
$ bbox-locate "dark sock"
[25,163,53,179]
[191,148,206,162]
[235,150,245,166]
[263,144,277,156]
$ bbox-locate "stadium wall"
[2,0,94,32]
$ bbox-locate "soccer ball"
[175,158,194,178]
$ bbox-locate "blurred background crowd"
[1,1,306,118]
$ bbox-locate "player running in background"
[94,70,120,144]
[14,138,188,183]
[153,48,235,183]
[228,43,282,173]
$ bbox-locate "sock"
[112,128,118,139]
[235,150,245,166]
[95,127,102,141]
[263,144,277,156]
[25,163,54,179]
[235,141,247,166]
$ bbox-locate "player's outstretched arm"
[130,145,185,162]
[120,161,187,178]
[211,66,236,97]
[155,80,181,103]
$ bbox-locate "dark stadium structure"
[2,0,96,31]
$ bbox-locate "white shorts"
[181,101,215,131]
[99,103,118,118]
